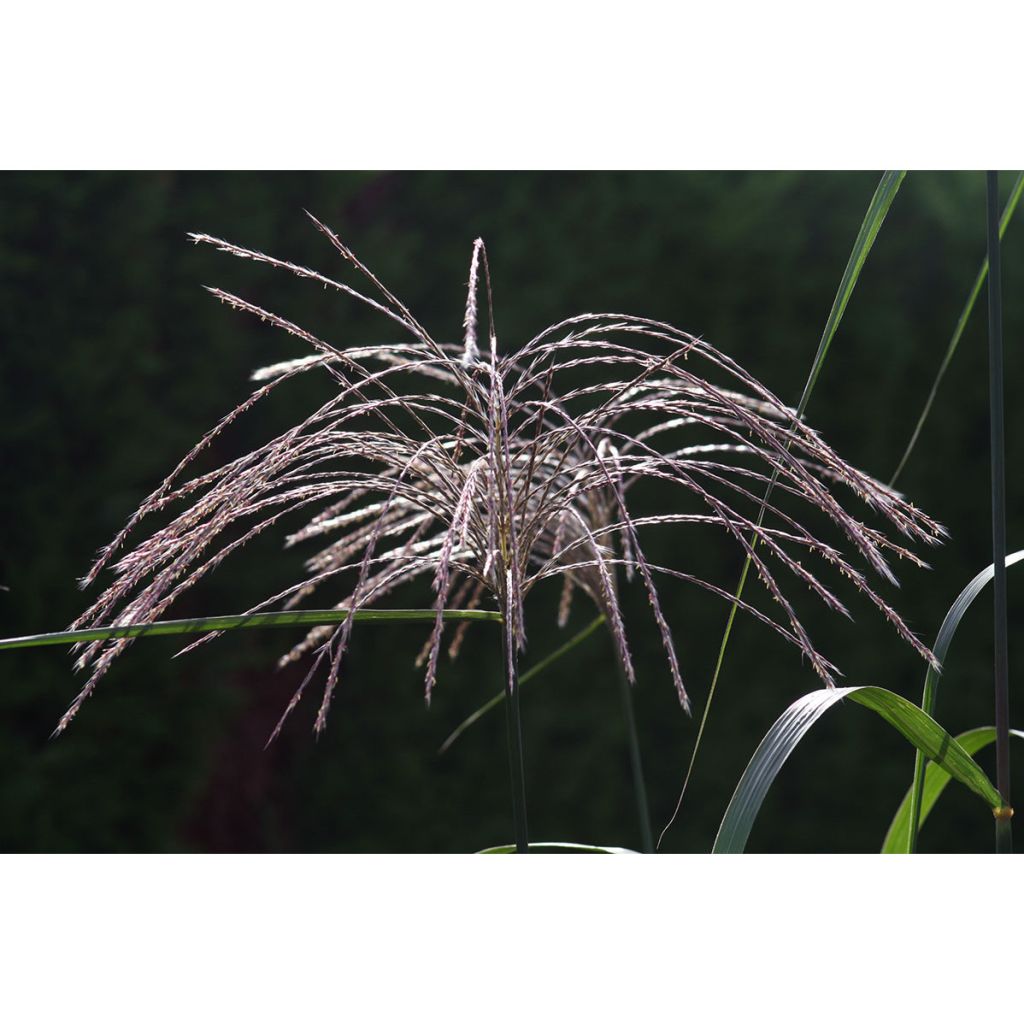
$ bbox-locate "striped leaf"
[712,685,1001,854]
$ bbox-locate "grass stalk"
[502,627,530,853]
[437,613,651,850]
[614,657,655,853]
[986,171,1013,852]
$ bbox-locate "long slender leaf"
[712,685,1001,854]
[883,727,1024,853]
[477,842,637,854]
[662,171,907,845]
[906,550,1024,851]
[438,614,606,754]
[0,608,503,652]
[890,171,1024,486]
[798,171,909,408]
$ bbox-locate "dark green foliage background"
[1,171,1021,852]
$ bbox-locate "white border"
[2,4,1021,168]
[1,854,1018,1020]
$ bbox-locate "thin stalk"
[502,627,530,853]
[438,613,650,850]
[986,170,1013,852]
[614,657,655,853]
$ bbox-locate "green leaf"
[883,727,1024,853]
[438,614,606,754]
[476,842,638,854]
[662,171,907,845]
[712,685,1001,854]
[890,171,1024,486]
[0,607,503,652]
[798,170,907,410]
[905,550,1024,851]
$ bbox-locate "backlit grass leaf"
[883,727,1024,853]
[0,608,502,652]
[712,685,1001,854]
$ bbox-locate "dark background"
[1,171,1021,853]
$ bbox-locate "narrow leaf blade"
[0,608,503,652]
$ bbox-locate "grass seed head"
[63,220,944,736]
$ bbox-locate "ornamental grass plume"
[61,215,945,746]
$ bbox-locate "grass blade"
[797,170,909,408]
[883,727,1024,853]
[0,608,503,652]
[437,614,606,754]
[712,684,1001,854]
[889,171,1024,486]
[906,550,1024,851]
[662,171,907,845]
[477,842,638,854]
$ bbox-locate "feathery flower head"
[62,215,944,738]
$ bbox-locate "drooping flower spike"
[62,216,944,737]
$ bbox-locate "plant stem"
[615,658,655,853]
[986,170,1013,853]
[502,627,530,853]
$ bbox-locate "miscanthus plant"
[58,214,946,850]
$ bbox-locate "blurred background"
[1,171,1021,853]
